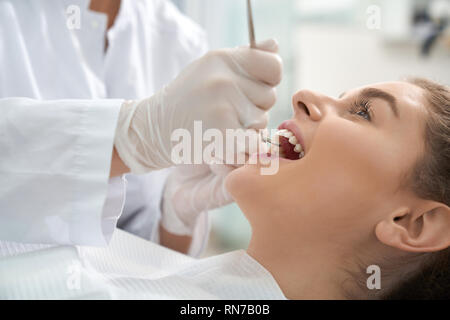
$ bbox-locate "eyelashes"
[348,99,373,121]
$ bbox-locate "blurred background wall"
[170,0,450,256]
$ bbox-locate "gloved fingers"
[238,101,269,130]
[209,163,235,177]
[242,128,269,155]
[164,165,234,225]
[237,39,279,53]
[211,179,234,208]
[225,84,268,129]
[196,174,234,210]
[237,76,277,111]
[218,126,263,166]
[253,38,279,53]
[173,164,211,179]
[170,168,233,214]
[230,128,268,164]
[228,45,283,86]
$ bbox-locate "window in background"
[294,0,450,98]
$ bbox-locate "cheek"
[225,119,406,233]
[309,119,397,191]
[282,120,401,222]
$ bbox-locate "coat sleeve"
[143,0,211,258]
[0,97,125,246]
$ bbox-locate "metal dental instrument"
[260,130,281,147]
[262,135,281,147]
[247,0,280,148]
[247,0,257,49]
[247,1,280,148]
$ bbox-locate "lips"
[278,120,306,154]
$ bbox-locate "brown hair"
[383,249,450,299]
[344,78,450,300]
[405,77,450,207]
[384,78,450,299]
[380,78,450,300]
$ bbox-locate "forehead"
[370,81,426,109]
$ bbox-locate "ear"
[375,202,450,253]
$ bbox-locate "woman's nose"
[291,89,325,121]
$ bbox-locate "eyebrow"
[339,88,400,119]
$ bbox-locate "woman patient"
[3,78,448,300]
[224,77,450,299]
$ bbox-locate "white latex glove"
[114,39,282,173]
[161,164,235,236]
[161,137,270,236]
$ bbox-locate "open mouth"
[269,122,306,161]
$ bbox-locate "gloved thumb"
[209,163,235,176]
[254,38,279,53]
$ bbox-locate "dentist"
[0,0,282,256]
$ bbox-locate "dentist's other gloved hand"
[161,164,233,236]
[114,39,282,173]
[161,137,269,236]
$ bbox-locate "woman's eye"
[349,101,372,122]
[356,109,371,121]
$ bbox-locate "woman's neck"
[246,231,349,300]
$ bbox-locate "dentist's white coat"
[0,0,209,255]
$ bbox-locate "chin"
[224,164,270,223]
[225,163,258,201]
[228,160,278,198]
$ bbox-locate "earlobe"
[375,204,450,253]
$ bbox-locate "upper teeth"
[272,129,304,158]
[279,129,293,138]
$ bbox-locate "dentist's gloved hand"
[161,164,235,236]
[161,134,269,236]
[114,39,282,173]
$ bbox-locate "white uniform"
[0,0,209,255]
[0,229,287,300]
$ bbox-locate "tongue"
[280,136,299,160]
